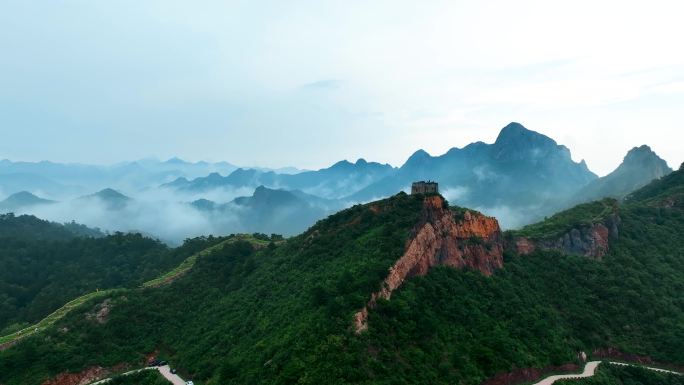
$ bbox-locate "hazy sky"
[1,1,682,176]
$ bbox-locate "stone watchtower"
[411,181,439,195]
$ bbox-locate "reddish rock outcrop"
[480,363,579,385]
[591,347,653,364]
[354,195,503,332]
[40,367,108,385]
[512,214,621,260]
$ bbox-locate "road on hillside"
[87,365,187,385]
[532,361,682,385]
[533,361,601,385]
[158,365,188,385]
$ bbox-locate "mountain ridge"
[2,168,684,384]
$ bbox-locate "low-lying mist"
[5,186,306,245]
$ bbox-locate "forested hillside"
[1,168,683,385]
[0,214,218,335]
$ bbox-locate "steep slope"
[354,196,503,332]
[570,145,672,204]
[508,199,621,259]
[2,171,684,385]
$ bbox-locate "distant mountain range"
[160,122,672,228]
[164,158,395,200]
[0,122,673,239]
[348,123,597,212]
[0,158,304,199]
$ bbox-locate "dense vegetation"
[514,198,619,239]
[558,364,684,385]
[0,213,103,241]
[0,214,218,335]
[107,370,170,385]
[1,168,684,385]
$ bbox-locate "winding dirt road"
[87,365,186,385]
[158,365,187,385]
[532,361,682,385]
[533,361,601,385]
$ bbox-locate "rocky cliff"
[354,195,503,332]
[510,214,621,260]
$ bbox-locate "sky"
[0,0,682,176]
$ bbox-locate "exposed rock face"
[480,363,579,385]
[40,367,108,385]
[354,195,503,332]
[512,214,620,260]
[85,299,112,324]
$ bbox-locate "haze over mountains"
[3,162,684,385]
[0,123,673,242]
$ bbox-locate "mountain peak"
[491,122,570,163]
[6,191,40,200]
[0,191,55,209]
[406,149,431,163]
[620,145,671,171]
[401,149,432,170]
[331,160,354,169]
[93,188,130,201]
[164,157,186,164]
[494,122,551,146]
[624,145,655,161]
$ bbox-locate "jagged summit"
[621,145,671,171]
[570,145,672,204]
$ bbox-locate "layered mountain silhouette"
[345,123,598,226]
[569,145,672,204]
[190,186,344,235]
[0,122,673,238]
[165,158,395,200]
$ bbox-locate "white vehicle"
[186,382,194,385]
